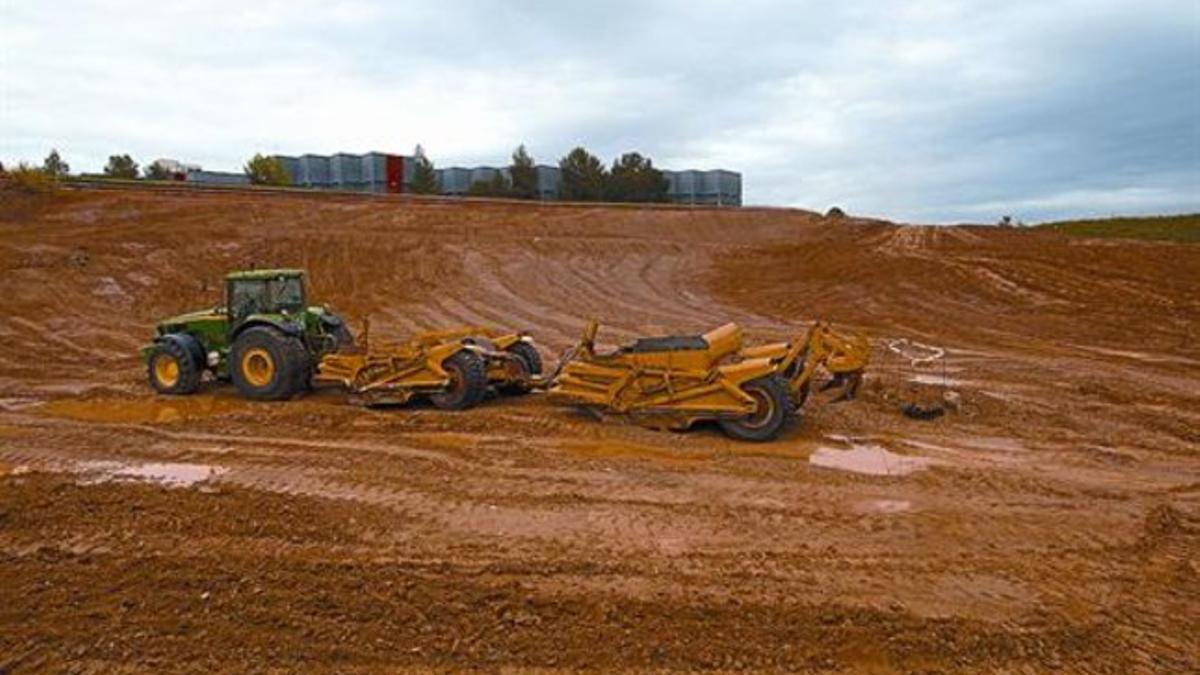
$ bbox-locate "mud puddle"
[900,436,1027,468]
[77,460,228,487]
[855,498,913,513]
[907,373,963,387]
[809,445,933,476]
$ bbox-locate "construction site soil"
[1,187,1197,672]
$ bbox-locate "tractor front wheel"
[230,327,305,401]
[147,339,201,395]
[431,350,488,410]
[719,375,794,442]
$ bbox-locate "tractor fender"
[716,356,776,386]
[155,332,206,370]
[318,311,346,330]
[231,318,303,341]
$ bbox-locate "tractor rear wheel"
[500,341,543,395]
[147,339,201,395]
[431,350,488,410]
[230,327,305,400]
[719,375,794,442]
[286,338,314,393]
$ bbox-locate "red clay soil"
[1,187,1197,672]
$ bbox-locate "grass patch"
[1037,214,1200,243]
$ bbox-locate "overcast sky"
[2,1,1197,222]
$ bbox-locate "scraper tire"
[431,350,488,411]
[719,375,794,442]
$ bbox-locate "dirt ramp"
[708,223,1200,353]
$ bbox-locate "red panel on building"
[386,155,402,194]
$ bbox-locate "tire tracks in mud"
[4,188,1199,671]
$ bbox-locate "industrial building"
[662,169,742,206]
[273,152,412,193]
[175,151,742,206]
[184,170,248,186]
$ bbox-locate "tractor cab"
[225,269,307,328]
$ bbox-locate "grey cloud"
[1,0,1196,222]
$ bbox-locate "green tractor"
[141,269,353,400]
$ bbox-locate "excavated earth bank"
[1,187,1197,672]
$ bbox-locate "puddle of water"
[856,499,913,514]
[908,373,963,387]
[77,461,227,487]
[810,445,933,476]
[963,437,1026,452]
[900,437,1026,469]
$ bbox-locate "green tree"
[42,149,69,178]
[409,145,438,194]
[243,153,290,186]
[466,171,512,198]
[103,154,139,179]
[558,146,607,201]
[607,152,668,203]
[144,161,171,180]
[508,144,538,199]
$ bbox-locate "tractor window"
[269,277,305,313]
[229,280,268,322]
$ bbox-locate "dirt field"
[1,187,1197,672]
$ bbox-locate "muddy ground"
[1,187,1197,672]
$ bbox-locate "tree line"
[3,145,674,203]
[0,150,185,181]
[406,144,671,203]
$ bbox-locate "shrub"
[243,153,290,186]
[7,163,57,193]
